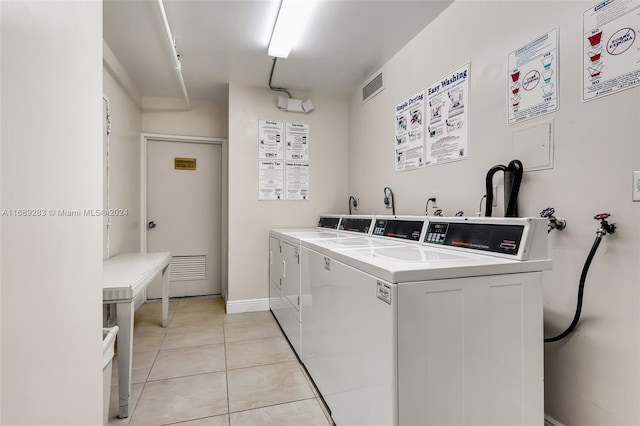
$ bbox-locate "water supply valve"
[540,207,566,233]
[594,213,616,236]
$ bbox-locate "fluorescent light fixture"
[268,0,316,58]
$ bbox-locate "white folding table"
[102,252,171,418]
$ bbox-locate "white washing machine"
[300,217,552,426]
[269,215,426,357]
[269,215,378,357]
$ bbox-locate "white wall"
[348,1,640,425]
[1,1,103,424]
[104,44,143,256]
[228,85,349,303]
[142,96,229,138]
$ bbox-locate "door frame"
[140,133,229,300]
[103,95,111,260]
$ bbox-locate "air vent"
[170,255,206,281]
[362,69,384,103]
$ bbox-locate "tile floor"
[108,297,334,426]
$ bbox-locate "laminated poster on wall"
[258,119,284,159]
[507,28,559,125]
[582,0,640,102]
[258,160,284,200]
[285,161,310,201]
[425,63,470,166]
[285,122,310,162]
[394,90,425,171]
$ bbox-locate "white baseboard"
[226,298,269,314]
[545,414,565,426]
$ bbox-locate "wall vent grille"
[170,255,206,281]
[362,70,384,103]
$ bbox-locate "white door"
[146,139,222,298]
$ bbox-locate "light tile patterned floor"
[108,297,333,426]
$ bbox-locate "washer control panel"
[339,217,373,234]
[317,216,340,229]
[424,221,525,256]
[373,219,424,241]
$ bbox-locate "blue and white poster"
[395,90,425,171]
[425,63,470,166]
[582,0,640,101]
[508,28,559,124]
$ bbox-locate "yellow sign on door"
[174,157,196,171]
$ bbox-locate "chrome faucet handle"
[540,207,555,218]
[541,207,566,232]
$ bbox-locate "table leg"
[116,301,134,418]
[162,263,170,327]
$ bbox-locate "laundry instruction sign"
[425,63,470,166]
[395,90,425,171]
[394,63,470,171]
[582,0,640,101]
[257,119,310,201]
[258,120,284,159]
[508,28,559,124]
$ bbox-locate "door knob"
[148,221,157,229]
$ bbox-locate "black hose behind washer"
[544,236,601,343]
[545,213,615,343]
[484,159,523,217]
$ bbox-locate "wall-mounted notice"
[508,28,559,124]
[285,122,310,161]
[425,63,470,166]
[582,0,640,101]
[258,160,284,200]
[258,119,311,201]
[258,120,284,159]
[285,162,310,200]
[394,90,425,171]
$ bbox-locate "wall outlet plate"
[633,171,640,202]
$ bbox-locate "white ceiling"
[103,0,453,103]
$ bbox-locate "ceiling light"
[268,0,316,58]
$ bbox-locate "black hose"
[504,159,523,217]
[484,165,506,216]
[269,57,292,98]
[544,235,602,343]
[484,160,523,217]
[426,198,436,215]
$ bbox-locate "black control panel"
[317,216,340,229]
[372,219,424,241]
[424,222,524,255]
[339,218,372,234]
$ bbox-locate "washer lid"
[317,244,552,283]
[271,228,354,245]
[304,235,409,250]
